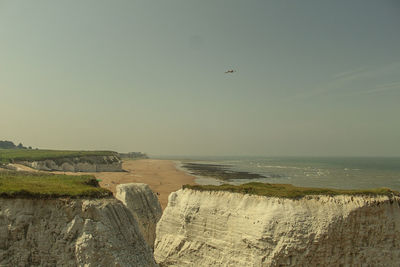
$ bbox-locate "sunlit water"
[175,156,400,191]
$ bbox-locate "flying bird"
[225,69,236,74]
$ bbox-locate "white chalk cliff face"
[0,198,157,266]
[116,183,162,249]
[154,189,400,266]
[20,155,122,172]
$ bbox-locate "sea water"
[175,156,400,191]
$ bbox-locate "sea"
[169,156,400,191]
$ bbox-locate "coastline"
[4,159,197,210]
[95,159,196,210]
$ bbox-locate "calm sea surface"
[170,156,400,191]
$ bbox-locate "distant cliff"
[20,155,123,172]
[119,152,148,159]
[155,189,400,266]
[0,149,123,172]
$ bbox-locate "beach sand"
[96,159,196,210]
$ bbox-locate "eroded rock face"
[154,189,400,267]
[116,183,162,249]
[20,155,122,172]
[0,198,157,266]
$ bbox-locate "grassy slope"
[0,171,112,198]
[0,149,117,164]
[183,182,398,198]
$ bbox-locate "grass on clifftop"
[183,182,399,198]
[0,171,112,198]
[0,149,117,164]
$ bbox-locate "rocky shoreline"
[181,162,267,181]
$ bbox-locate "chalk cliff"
[155,189,400,266]
[20,155,122,172]
[116,183,162,249]
[0,198,157,266]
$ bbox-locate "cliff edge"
[155,188,400,267]
[0,198,157,266]
[116,183,162,249]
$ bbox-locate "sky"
[1,0,400,157]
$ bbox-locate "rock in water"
[154,189,400,266]
[0,198,157,266]
[116,183,162,249]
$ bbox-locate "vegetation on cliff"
[0,171,112,198]
[0,140,31,150]
[183,182,399,198]
[0,149,118,164]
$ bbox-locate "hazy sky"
[1,1,400,156]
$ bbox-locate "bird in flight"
[225,69,236,74]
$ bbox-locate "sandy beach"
[7,159,195,210]
[96,159,196,210]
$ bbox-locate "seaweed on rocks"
[182,162,266,181]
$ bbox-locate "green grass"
[183,182,399,199]
[0,171,112,198]
[0,149,117,164]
